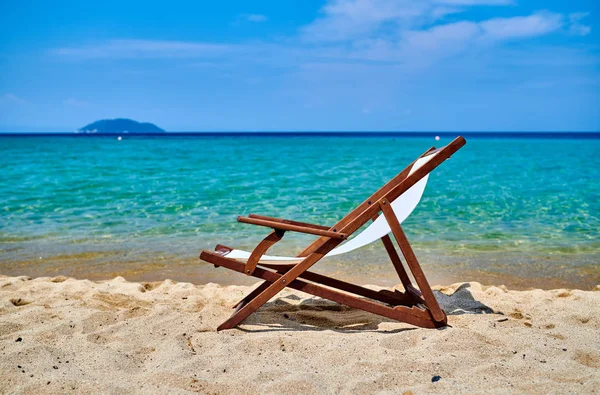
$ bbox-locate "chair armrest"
[247,214,331,231]
[237,216,346,239]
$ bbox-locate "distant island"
[77,119,166,134]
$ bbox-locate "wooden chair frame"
[200,136,466,330]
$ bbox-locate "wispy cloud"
[480,11,563,40]
[300,0,514,42]
[301,0,430,42]
[0,93,28,105]
[403,11,564,47]
[51,39,234,59]
[402,21,480,53]
[334,10,566,66]
[568,12,592,36]
[243,14,268,23]
[48,0,591,72]
[434,0,513,5]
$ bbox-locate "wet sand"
[2,248,599,291]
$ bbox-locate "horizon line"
[1,131,599,138]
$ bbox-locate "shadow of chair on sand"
[238,283,497,333]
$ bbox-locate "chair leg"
[380,200,445,322]
[380,234,413,291]
[231,268,289,309]
[216,238,342,330]
[371,213,414,292]
[295,270,417,306]
[231,281,271,310]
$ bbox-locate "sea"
[1,133,598,289]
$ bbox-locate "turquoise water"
[1,135,599,289]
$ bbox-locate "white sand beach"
[1,275,599,394]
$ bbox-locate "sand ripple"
[1,275,599,394]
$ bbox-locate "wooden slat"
[380,234,413,289]
[384,137,466,208]
[231,267,289,309]
[297,146,438,257]
[238,216,346,239]
[255,263,415,305]
[200,251,446,329]
[371,213,413,290]
[244,230,285,275]
[212,237,343,330]
[334,136,466,240]
[380,200,445,322]
[248,214,330,231]
[295,271,416,306]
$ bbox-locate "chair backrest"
[326,152,437,256]
[222,151,440,262]
[296,136,465,258]
[223,137,465,262]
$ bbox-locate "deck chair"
[200,136,466,330]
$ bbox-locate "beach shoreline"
[3,136,599,296]
[2,251,599,291]
[1,274,598,393]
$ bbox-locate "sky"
[0,0,598,132]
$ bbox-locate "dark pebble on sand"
[16,337,22,342]
[53,366,58,369]
[432,375,441,382]
[563,348,567,351]
[18,365,22,368]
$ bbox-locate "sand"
[1,275,599,394]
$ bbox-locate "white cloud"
[48,1,591,72]
[52,39,234,59]
[433,0,513,5]
[480,11,563,40]
[569,12,590,23]
[0,93,27,105]
[344,11,566,65]
[568,12,591,36]
[302,0,430,42]
[243,14,268,23]
[301,0,514,42]
[403,21,480,50]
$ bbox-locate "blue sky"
[0,0,598,132]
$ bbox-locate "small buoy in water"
[117,136,122,141]
[435,135,440,141]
